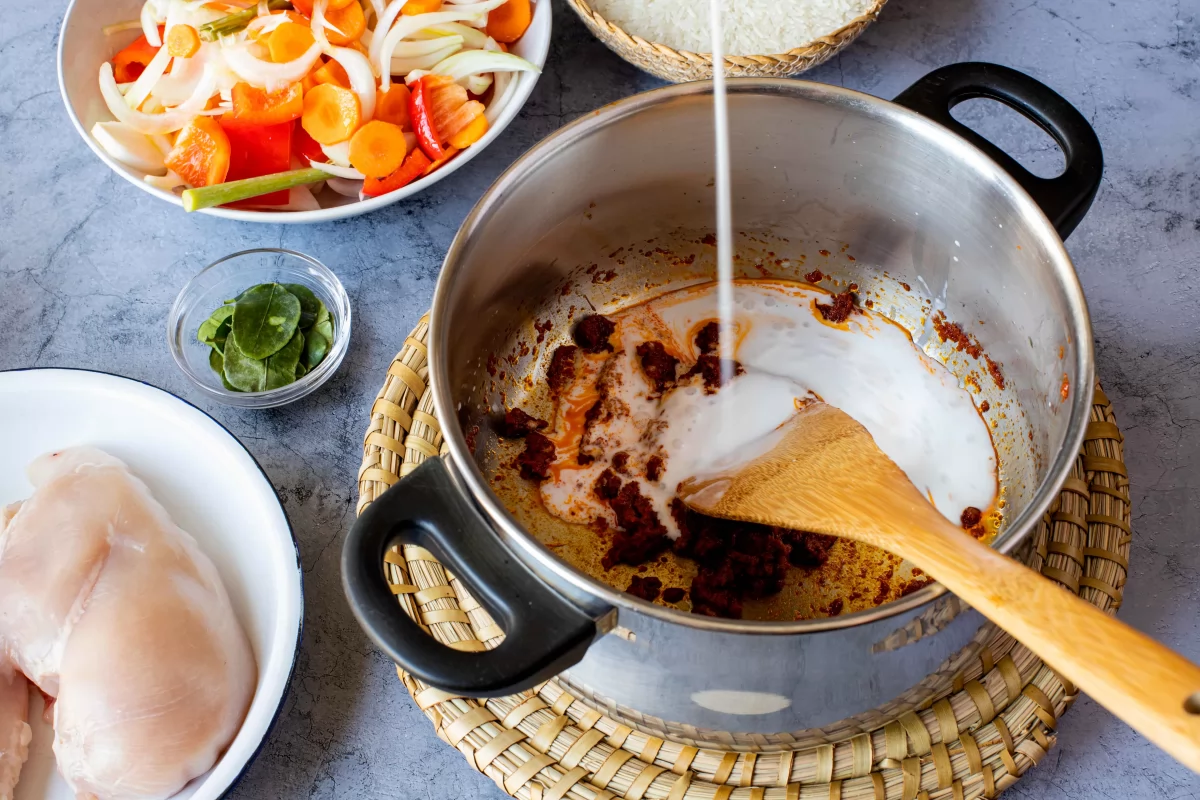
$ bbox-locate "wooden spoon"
[677,401,1200,772]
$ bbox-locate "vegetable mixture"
[94,0,539,212]
[200,283,335,391]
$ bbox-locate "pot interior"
[435,81,1089,624]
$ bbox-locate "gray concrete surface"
[2,0,1198,796]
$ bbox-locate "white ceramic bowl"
[56,0,552,224]
[0,369,302,800]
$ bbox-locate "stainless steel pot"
[345,63,1102,737]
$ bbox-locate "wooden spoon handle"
[900,517,1200,772]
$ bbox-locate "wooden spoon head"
[676,402,950,550]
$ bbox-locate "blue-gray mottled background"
[2,0,1199,797]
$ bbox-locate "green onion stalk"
[198,0,292,41]
[182,168,330,212]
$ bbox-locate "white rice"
[588,0,876,56]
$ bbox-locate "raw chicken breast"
[0,448,256,800]
[0,662,30,800]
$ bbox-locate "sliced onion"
[325,176,364,196]
[141,0,163,46]
[124,40,172,109]
[288,185,323,211]
[144,169,186,191]
[403,68,431,85]
[99,61,217,135]
[319,140,352,166]
[152,51,206,106]
[466,73,491,95]
[411,21,489,49]
[368,0,409,71]
[484,69,514,123]
[429,49,538,83]
[257,0,270,15]
[221,37,322,91]
[91,121,168,174]
[312,0,376,120]
[390,36,462,58]
[246,11,295,38]
[391,42,461,75]
[366,0,386,24]
[375,0,506,89]
[150,132,174,155]
[310,160,366,180]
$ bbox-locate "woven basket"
[357,314,1133,800]
[563,0,887,83]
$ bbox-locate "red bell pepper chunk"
[218,120,294,207]
[362,148,432,197]
[407,77,446,161]
[293,123,328,165]
[112,28,165,83]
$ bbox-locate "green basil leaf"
[294,361,309,379]
[209,348,240,391]
[282,284,322,330]
[232,283,301,360]
[198,305,235,349]
[303,306,334,369]
[223,332,268,392]
[264,328,305,390]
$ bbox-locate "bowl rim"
[56,0,553,224]
[167,248,351,407]
[0,366,303,800]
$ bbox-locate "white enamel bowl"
[1,369,303,800]
[56,0,551,223]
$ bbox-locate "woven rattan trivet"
[357,314,1133,800]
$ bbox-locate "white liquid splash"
[709,0,737,434]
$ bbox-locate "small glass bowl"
[169,249,351,408]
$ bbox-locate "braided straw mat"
[563,0,886,83]
[357,314,1133,800]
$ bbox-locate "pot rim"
[430,77,1095,635]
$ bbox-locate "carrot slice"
[362,148,431,196]
[374,84,411,128]
[301,83,361,144]
[447,112,488,149]
[349,120,407,178]
[165,116,231,187]
[486,0,531,43]
[324,1,366,45]
[401,0,442,13]
[111,30,162,83]
[312,58,350,88]
[166,24,200,58]
[224,82,304,127]
[267,21,315,63]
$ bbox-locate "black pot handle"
[343,456,602,696]
[893,62,1103,239]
